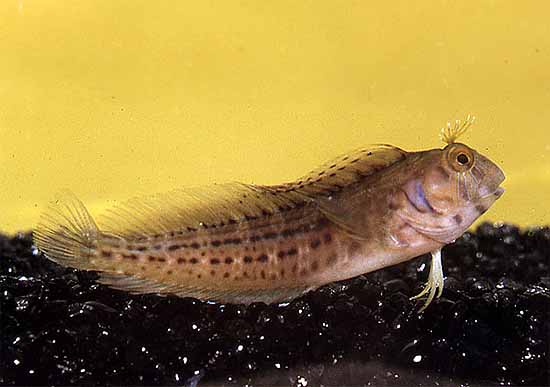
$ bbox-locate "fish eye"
[447,144,474,171]
[457,153,469,165]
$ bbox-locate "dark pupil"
[457,153,469,165]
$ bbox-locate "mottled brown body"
[34,127,505,305]
[93,206,360,300]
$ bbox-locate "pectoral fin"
[316,195,370,240]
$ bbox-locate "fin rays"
[97,145,407,240]
[33,190,99,269]
[98,272,313,304]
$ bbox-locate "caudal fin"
[33,191,99,270]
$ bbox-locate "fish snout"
[475,154,505,199]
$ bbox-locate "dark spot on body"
[243,271,249,278]
[260,270,266,279]
[224,238,241,245]
[177,258,186,264]
[287,248,298,256]
[257,254,269,263]
[210,258,220,265]
[224,257,233,264]
[310,239,321,249]
[136,246,147,251]
[167,270,173,275]
[190,242,200,249]
[311,260,319,271]
[141,266,146,271]
[197,274,202,279]
[168,245,182,251]
[277,251,286,259]
[329,173,336,177]
[263,232,278,240]
[211,240,221,247]
[224,272,230,278]
[153,245,162,250]
[280,269,285,278]
[190,258,198,264]
[210,270,216,276]
[157,257,166,262]
[326,255,337,265]
[244,256,253,263]
[281,229,293,238]
[453,214,463,225]
[148,256,156,262]
[101,250,113,258]
[250,235,261,242]
[324,233,332,243]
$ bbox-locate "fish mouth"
[481,186,505,200]
[495,186,505,197]
[476,185,504,215]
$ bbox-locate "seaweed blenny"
[34,117,504,311]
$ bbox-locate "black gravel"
[1,223,548,386]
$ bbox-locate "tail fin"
[33,190,99,270]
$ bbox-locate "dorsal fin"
[269,144,407,196]
[97,145,407,240]
[97,183,311,239]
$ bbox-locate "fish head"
[399,143,505,244]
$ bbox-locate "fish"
[33,116,505,311]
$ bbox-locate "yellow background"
[1,1,549,234]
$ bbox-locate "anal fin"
[97,273,314,305]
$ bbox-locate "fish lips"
[477,186,505,212]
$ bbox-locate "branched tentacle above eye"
[440,115,475,145]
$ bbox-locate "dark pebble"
[0,223,548,386]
